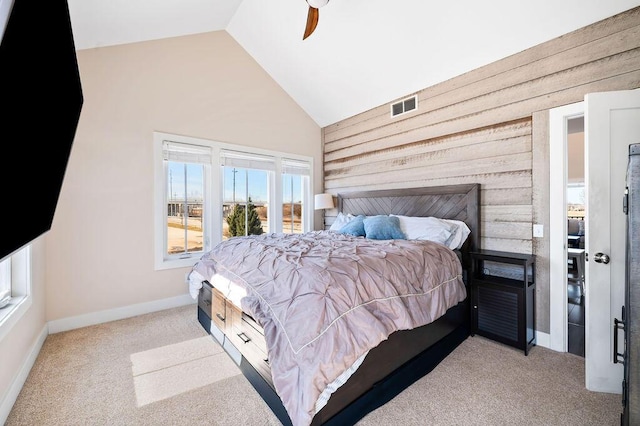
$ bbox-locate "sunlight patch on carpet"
[131,336,241,406]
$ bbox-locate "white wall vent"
[390,95,417,117]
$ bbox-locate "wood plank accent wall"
[322,6,640,257]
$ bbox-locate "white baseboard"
[536,330,551,349]
[48,293,196,334]
[0,324,48,425]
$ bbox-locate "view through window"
[156,132,313,269]
[567,184,585,218]
[282,174,302,234]
[282,158,310,234]
[223,167,269,239]
[166,162,205,255]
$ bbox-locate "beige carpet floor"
[6,305,621,425]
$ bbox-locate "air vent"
[390,95,417,117]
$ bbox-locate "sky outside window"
[567,185,585,205]
[222,168,301,203]
[167,162,204,201]
[167,163,303,203]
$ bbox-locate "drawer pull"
[215,313,225,322]
[204,299,211,307]
[264,358,269,365]
[237,332,251,344]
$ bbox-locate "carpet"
[6,304,621,425]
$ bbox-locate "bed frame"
[196,183,480,425]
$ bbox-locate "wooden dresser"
[198,281,274,388]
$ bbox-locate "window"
[163,141,210,259]
[0,256,10,309]
[154,132,313,270]
[0,245,32,343]
[282,159,311,234]
[221,151,275,239]
[567,183,585,219]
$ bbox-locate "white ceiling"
[67,0,640,127]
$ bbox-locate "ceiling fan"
[303,0,330,40]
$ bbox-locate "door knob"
[593,252,610,264]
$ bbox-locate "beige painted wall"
[45,31,321,321]
[568,132,585,184]
[0,238,46,412]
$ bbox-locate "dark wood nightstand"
[469,249,536,355]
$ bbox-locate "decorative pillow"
[440,219,471,250]
[390,214,453,245]
[363,215,406,240]
[329,212,354,231]
[338,214,366,237]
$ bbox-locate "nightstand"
[469,249,536,355]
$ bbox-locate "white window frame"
[154,132,314,270]
[282,158,312,234]
[0,245,32,343]
[156,138,213,270]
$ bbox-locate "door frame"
[549,101,584,352]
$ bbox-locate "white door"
[584,89,640,393]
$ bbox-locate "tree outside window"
[226,197,264,237]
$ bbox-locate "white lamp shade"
[307,0,329,8]
[314,193,334,210]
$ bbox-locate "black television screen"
[0,0,83,262]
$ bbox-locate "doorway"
[549,101,584,354]
[549,90,639,393]
[566,116,585,357]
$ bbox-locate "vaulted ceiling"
[67,0,640,127]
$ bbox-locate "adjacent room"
[2,1,640,425]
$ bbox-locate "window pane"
[567,185,585,218]
[223,167,268,239]
[167,162,204,255]
[282,174,304,234]
[0,257,10,303]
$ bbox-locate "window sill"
[0,295,32,343]
[154,255,200,271]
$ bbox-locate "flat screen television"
[0,0,83,263]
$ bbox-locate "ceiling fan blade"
[303,6,319,40]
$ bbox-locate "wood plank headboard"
[337,184,480,266]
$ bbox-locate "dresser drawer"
[211,287,227,331]
[227,304,272,387]
[198,281,213,319]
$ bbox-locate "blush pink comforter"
[190,230,467,426]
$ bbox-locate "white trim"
[48,293,195,334]
[549,101,585,352]
[535,330,551,350]
[0,323,47,425]
[0,295,31,343]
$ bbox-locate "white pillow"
[329,212,354,231]
[390,215,453,245]
[440,219,471,250]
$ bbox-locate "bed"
[188,184,480,426]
